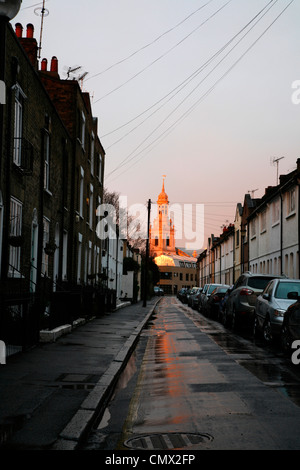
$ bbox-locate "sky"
[13,0,300,250]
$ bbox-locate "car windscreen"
[275,282,300,299]
[247,277,274,290]
[208,284,221,294]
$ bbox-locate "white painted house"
[248,159,300,278]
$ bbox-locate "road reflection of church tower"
[150,177,198,295]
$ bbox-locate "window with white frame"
[13,85,25,166]
[9,197,22,275]
[97,154,102,183]
[89,184,94,228]
[77,233,82,283]
[250,218,257,238]
[81,111,86,149]
[42,217,50,276]
[90,132,95,175]
[79,166,84,217]
[287,188,296,215]
[43,131,50,191]
[272,198,280,224]
[62,231,68,280]
[260,211,266,233]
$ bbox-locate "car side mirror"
[263,294,270,301]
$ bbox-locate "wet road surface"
[81,296,300,450]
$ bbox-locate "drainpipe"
[280,190,283,275]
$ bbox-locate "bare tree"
[103,188,146,254]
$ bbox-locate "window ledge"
[286,211,296,220]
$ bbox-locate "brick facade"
[0,21,106,351]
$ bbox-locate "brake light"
[240,288,254,296]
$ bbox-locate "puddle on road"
[182,303,300,409]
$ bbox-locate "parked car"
[254,278,300,342]
[224,272,285,330]
[218,285,234,325]
[206,285,230,319]
[177,288,187,303]
[188,287,203,309]
[199,283,225,315]
[183,288,195,304]
[281,294,300,352]
[154,286,164,296]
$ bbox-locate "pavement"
[0,297,161,450]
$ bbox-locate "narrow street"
[80,296,300,451]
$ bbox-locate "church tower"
[149,176,175,258]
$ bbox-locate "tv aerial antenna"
[63,66,89,89]
[64,65,82,79]
[34,0,50,60]
[248,189,259,198]
[78,71,89,90]
[270,156,285,185]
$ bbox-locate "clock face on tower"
[0,0,22,20]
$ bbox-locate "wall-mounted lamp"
[0,0,22,20]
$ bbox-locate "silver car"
[254,278,300,342]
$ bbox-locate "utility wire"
[106,0,279,180]
[21,1,49,10]
[103,0,275,149]
[106,0,293,182]
[94,0,232,103]
[87,0,216,82]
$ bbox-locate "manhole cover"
[124,433,213,450]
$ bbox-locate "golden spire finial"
[157,175,168,205]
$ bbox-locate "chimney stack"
[26,23,34,39]
[15,23,23,38]
[41,58,48,72]
[50,56,58,73]
[15,23,38,70]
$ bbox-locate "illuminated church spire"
[150,176,175,257]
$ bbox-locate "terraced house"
[197,159,300,287]
[0,17,106,355]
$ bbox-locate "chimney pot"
[26,24,34,38]
[50,56,58,73]
[15,23,23,38]
[41,58,48,72]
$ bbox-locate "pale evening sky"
[14,0,299,250]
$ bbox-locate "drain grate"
[124,432,213,450]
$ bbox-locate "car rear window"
[217,287,229,293]
[275,282,300,299]
[247,277,274,289]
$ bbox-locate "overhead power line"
[105,0,294,183]
[103,0,276,149]
[93,0,232,103]
[87,0,216,82]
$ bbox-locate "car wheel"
[253,315,259,338]
[221,307,228,327]
[231,308,238,330]
[281,325,292,353]
[263,317,273,343]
